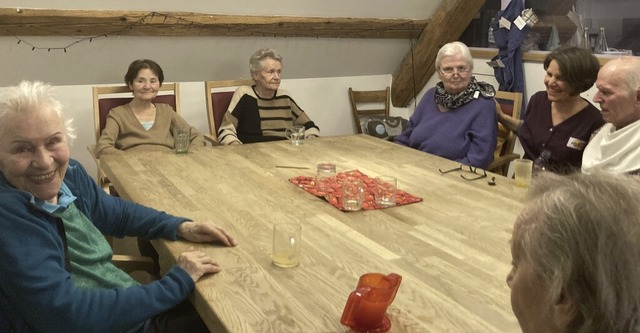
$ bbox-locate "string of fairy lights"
[15,12,178,52]
[12,10,419,53]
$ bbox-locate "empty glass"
[316,162,337,194]
[374,176,397,207]
[341,176,365,211]
[285,125,305,146]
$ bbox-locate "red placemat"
[289,170,423,211]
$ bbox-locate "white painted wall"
[0,1,432,181]
[0,1,436,86]
[19,74,405,180]
[0,52,602,181]
[0,35,417,87]
[0,1,608,180]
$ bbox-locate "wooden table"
[101,134,526,333]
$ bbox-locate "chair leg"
[105,184,159,278]
[108,185,119,196]
[137,238,160,277]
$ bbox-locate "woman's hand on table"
[177,221,238,247]
[177,247,221,282]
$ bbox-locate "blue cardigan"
[394,87,498,169]
[0,159,194,333]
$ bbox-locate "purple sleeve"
[462,98,498,169]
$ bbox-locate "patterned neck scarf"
[434,77,496,110]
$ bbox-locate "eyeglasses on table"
[438,164,487,181]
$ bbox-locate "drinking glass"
[374,176,397,207]
[173,126,191,154]
[316,162,337,194]
[273,222,302,268]
[341,176,365,211]
[284,125,305,146]
[514,159,533,188]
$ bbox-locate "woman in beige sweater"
[96,59,205,157]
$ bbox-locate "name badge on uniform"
[567,137,586,150]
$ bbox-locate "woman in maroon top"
[497,47,604,174]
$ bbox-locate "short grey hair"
[435,41,473,72]
[515,172,640,332]
[249,48,283,76]
[0,81,76,145]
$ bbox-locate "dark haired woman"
[96,59,205,157]
[497,47,604,173]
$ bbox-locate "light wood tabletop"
[100,134,526,333]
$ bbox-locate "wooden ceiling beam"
[0,8,427,39]
[391,0,486,107]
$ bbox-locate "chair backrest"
[92,83,180,141]
[348,87,391,134]
[495,91,522,120]
[204,79,253,139]
[488,91,523,176]
[493,91,523,159]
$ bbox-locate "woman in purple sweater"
[394,42,498,169]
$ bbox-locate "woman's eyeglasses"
[439,67,471,76]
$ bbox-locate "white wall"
[84,52,595,179]
[0,1,606,179]
[43,74,405,180]
[0,36,416,87]
[2,48,602,181]
[0,1,437,86]
[5,51,604,180]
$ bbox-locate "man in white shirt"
[582,56,640,174]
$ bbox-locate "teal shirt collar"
[32,182,77,214]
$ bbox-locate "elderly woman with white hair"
[394,41,497,169]
[507,172,640,332]
[0,81,236,332]
[217,48,320,145]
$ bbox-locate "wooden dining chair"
[89,83,180,192]
[89,83,180,278]
[488,91,523,176]
[348,86,390,134]
[204,79,253,141]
